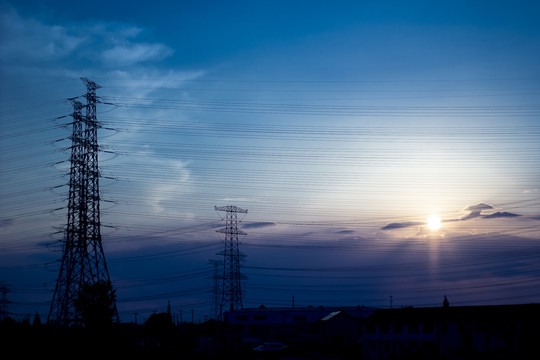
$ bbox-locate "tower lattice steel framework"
[48,78,117,326]
[215,205,247,317]
[208,259,222,320]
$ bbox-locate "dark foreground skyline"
[2,303,539,359]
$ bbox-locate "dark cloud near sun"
[482,211,521,219]
[381,202,521,231]
[381,221,424,231]
[461,202,495,220]
[336,229,356,234]
[242,222,277,229]
[0,218,14,229]
[460,203,520,220]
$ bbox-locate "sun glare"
[427,215,441,231]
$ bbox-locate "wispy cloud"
[141,157,193,215]
[0,6,83,64]
[1,5,174,71]
[102,42,173,67]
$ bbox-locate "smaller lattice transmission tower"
[208,259,222,320]
[215,205,247,317]
[48,78,117,326]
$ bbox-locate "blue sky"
[1,0,540,322]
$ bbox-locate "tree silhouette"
[74,280,116,329]
[443,295,450,308]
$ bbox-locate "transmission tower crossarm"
[215,205,248,214]
[216,228,247,236]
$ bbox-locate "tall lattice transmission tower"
[215,205,247,317]
[48,78,117,326]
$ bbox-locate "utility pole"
[48,78,118,326]
[215,205,247,318]
[0,283,10,321]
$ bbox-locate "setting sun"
[427,215,441,231]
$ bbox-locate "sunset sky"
[1,0,540,323]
